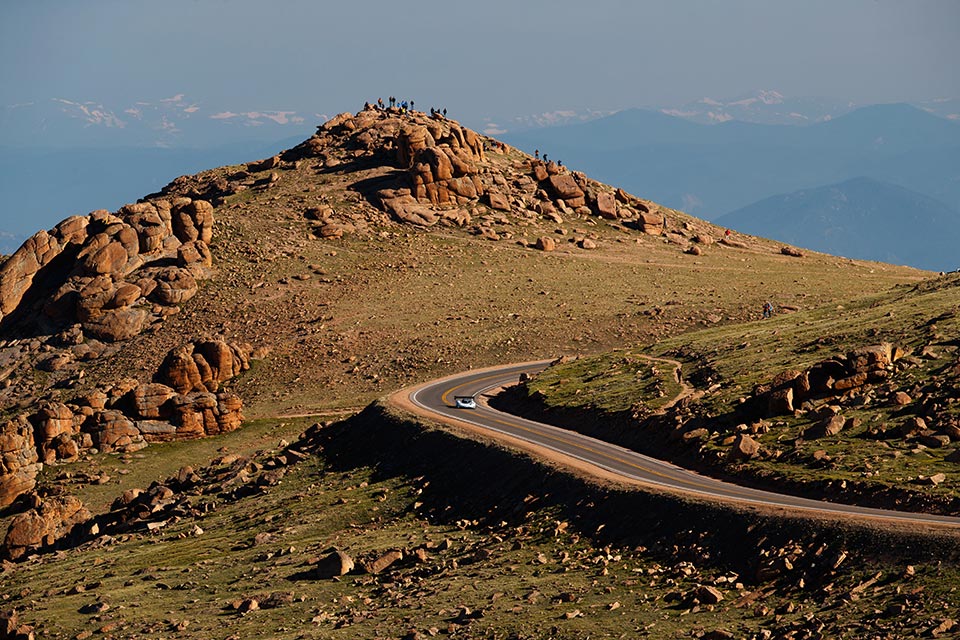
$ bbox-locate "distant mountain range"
[484,91,960,134]
[715,177,960,272]
[0,95,316,149]
[3,91,959,271]
[503,103,960,215]
[657,91,960,127]
[5,91,958,148]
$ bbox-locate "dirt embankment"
[491,383,960,517]
[317,401,960,577]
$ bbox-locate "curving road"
[399,360,960,530]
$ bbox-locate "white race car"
[454,395,477,409]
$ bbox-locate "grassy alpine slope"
[1,106,954,638]
[506,272,960,513]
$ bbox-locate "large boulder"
[535,237,556,252]
[195,340,250,387]
[416,147,454,182]
[79,239,132,276]
[315,547,355,578]
[546,174,584,202]
[728,434,760,461]
[150,268,198,306]
[486,191,511,212]
[171,199,214,244]
[594,191,618,219]
[177,241,212,268]
[82,307,150,342]
[168,391,244,438]
[847,343,899,372]
[120,202,170,254]
[156,344,205,394]
[803,414,846,440]
[379,194,440,227]
[132,383,178,420]
[397,125,431,168]
[0,231,65,319]
[767,387,795,415]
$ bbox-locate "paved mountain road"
[394,360,960,530]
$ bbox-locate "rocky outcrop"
[92,410,146,453]
[0,198,214,341]
[288,107,676,239]
[755,344,903,417]
[32,402,81,464]
[2,494,91,560]
[84,338,250,444]
[0,416,40,510]
[386,119,486,211]
[749,342,960,449]
[0,339,250,509]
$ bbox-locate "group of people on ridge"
[533,149,562,168]
[363,97,447,118]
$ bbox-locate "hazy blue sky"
[3,0,959,127]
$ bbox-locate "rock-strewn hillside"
[0,106,697,514]
[0,104,927,560]
[0,103,946,639]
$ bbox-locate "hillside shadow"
[313,403,960,584]
[347,170,409,209]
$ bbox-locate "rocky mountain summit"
[154,104,671,245]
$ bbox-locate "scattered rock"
[728,434,760,461]
[535,237,556,252]
[314,547,354,578]
[803,414,846,440]
[693,585,724,605]
[364,549,403,574]
[916,473,946,486]
[891,391,912,406]
[486,191,511,212]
